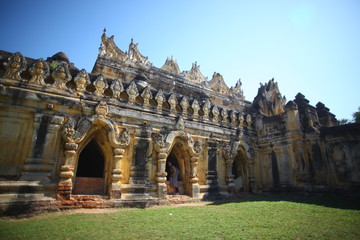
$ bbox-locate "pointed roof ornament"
[98,29,128,62]
[181,61,206,84]
[252,78,286,116]
[128,38,151,66]
[208,72,230,95]
[161,56,180,74]
[230,78,245,100]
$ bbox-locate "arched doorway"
[73,139,106,195]
[232,149,249,192]
[165,141,191,195]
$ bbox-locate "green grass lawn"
[0,195,359,240]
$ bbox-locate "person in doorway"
[167,161,179,195]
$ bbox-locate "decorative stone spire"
[230,79,245,100]
[208,72,230,95]
[182,61,206,84]
[161,56,180,74]
[128,39,151,66]
[252,78,286,116]
[98,29,128,62]
[316,102,338,127]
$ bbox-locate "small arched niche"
[232,147,249,192]
[73,139,106,195]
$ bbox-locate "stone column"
[190,156,200,198]
[156,151,168,199]
[225,159,235,193]
[206,141,219,196]
[129,127,151,185]
[248,159,256,193]
[110,148,125,198]
[20,114,64,182]
[223,144,235,193]
[57,142,78,200]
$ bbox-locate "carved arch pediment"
[223,136,251,164]
[62,101,130,149]
[152,130,202,157]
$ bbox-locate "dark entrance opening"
[232,151,248,192]
[73,139,105,195]
[166,151,182,195]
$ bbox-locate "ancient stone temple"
[0,30,359,214]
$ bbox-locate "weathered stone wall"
[0,32,359,215]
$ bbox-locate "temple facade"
[0,30,359,214]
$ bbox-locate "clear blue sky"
[1,0,359,120]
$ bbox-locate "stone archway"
[57,101,130,200]
[166,140,193,195]
[223,134,255,193]
[152,130,202,199]
[232,147,249,192]
[71,126,115,196]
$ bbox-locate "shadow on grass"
[208,194,360,210]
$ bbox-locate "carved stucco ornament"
[230,111,237,126]
[212,105,219,122]
[193,140,202,155]
[128,38,151,66]
[3,52,27,81]
[141,86,152,108]
[220,108,228,123]
[155,89,165,111]
[126,81,139,105]
[74,69,90,93]
[168,93,177,113]
[245,114,252,126]
[110,78,124,99]
[118,128,131,148]
[230,79,245,100]
[93,74,108,97]
[152,130,201,157]
[152,132,168,152]
[52,62,72,89]
[238,113,244,127]
[99,28,128,62]
[182,61,206,84]
[252,78,286,116]
[209,72,230,95]
[180,96,189,116]
[61,101,130,149]
[29,58,50,85]
[202,99,211,120]
[161,56,180,74]
[61,118,77,143]
[192,99,200,118]
[95,100,108,117]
